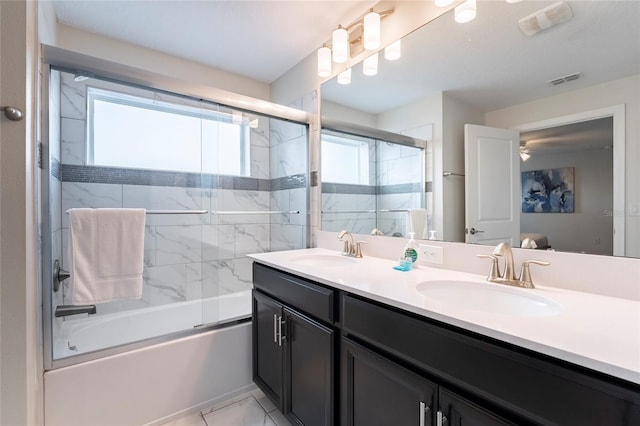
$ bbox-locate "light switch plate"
[419,244,443,265]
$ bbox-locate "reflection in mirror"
[320,1,640,258]
[320,124,425,238]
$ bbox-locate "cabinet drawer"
[342,294,640,426]
[253,262,336,324]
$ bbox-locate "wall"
[56,25,270,101]
[486,74,640,258]
[521,148,613,256]
[442,94,484,242]
[0,1,41,425]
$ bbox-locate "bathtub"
[54,290,252,358]
[44,291,254,426]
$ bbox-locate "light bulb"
[363,10,381,50]
[434,0,455,6]
[455,0,477,23]
[317,46,332,77]
[332,26,349,63]
[384,40,401,61]
[363,53,378,76]
[337,68,352,85]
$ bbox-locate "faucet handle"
[518,260,550,288]
[354,241,367,258]
[477,254,501,281]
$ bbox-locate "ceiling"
[53,1,640,114]
[321,0,640,114]
[520,117,613,155]
[53,0,377,83]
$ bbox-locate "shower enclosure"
[44,68,309,366]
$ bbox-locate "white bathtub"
[54,290,252,358]
[45,295,254,426]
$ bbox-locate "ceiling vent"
[547,72,581,86]
[518,1,573,36]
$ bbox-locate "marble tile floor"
[160,387,292,426]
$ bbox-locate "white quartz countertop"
[248,248,640,385]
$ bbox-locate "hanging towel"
[406,208,428,240]
[68,208,146,304]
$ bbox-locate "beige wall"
[486,74,640,257]
[55,25,271,101]
[1,0,41,424]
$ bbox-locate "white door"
[464,124,520,246]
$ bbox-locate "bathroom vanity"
[249,249,640,426]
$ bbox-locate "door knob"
[469,227,484,235]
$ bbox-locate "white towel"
[406,208,428,240]
[68,208,146,304]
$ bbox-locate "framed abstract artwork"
[521,167,575,213]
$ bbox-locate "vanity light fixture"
[363,9,381,50]
[315,7,394,77]
[317,45,332,77]
[337,68,352,85]
[434,0,455,6]
[520,146,531,162]
[332,25,349,63]
[384,40,402,61]
[455,0,477,23]
[363,53,379,76]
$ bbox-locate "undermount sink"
[416,280,562,317]
[290,254,357,268]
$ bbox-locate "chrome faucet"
[478,242,550,288]
[338,230,365,258]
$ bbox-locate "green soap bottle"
[403,232,419,263]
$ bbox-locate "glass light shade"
[434,0,455,6]
[363,10,381,50]
[363,53,378,76]
[455,0,477,23]
[332,26,349,63]
[337,68,352,85]
[317,46,332,77]
[384,40,401,61]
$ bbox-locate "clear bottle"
[403,232,419,263]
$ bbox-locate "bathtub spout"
[55,304,97,317]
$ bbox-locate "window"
[88,87,249,176]
[321,133,370,185]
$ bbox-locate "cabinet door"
[439,388,514,426]
[342,338,437,426]
[252,290,284,409]
[284,308,335,426]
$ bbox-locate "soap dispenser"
[403,232,419,263]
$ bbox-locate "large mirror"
[320,0,639,258]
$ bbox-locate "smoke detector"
[518,1,573,36]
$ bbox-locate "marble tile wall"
[55,71,308,328]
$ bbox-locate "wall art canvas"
[521,167,574,213]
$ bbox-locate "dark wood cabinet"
[253,262,640,426]
[285,308,335,426]
[342,338,437,426]
[252,289,284,407]
[252,263,337,426]
[342,338,514,426]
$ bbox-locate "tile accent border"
[60,164,306,191]
[322,182,427,195]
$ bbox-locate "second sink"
[416,280,562,317]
